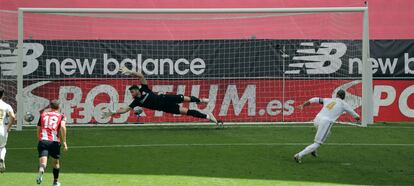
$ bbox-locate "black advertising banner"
[1,40,414,79]
[1,39,414,123]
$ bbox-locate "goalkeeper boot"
[294,154,302,164]
[217,120,224,128]
[207,113,218,124]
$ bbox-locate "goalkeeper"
[102,66,220,125]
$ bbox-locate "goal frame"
[16,7,372,130]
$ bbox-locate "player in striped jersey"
[0,88,16,173]
[36,100,68,186]
[294,90,360,163]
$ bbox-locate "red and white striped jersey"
[38,111,65,142]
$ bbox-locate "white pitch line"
[8,142,414,150]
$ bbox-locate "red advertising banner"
[24,79,414,124]
[371,80,414,122]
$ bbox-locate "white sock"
[206,114,210,120]
[298,143,320,158]
[0,147,5,161]
[39,164,46,173]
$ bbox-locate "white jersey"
[309,97,359,122]
[0,100,13,127]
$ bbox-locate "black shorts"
[159,94,183,114]
[38,140,61,159]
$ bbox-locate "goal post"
[13,7,372,129]
[361,7,373,126]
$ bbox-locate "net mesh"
[0,10,364,125]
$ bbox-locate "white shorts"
[313,117,334,144]
[0,126,8,147]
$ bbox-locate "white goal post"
[14,7,373,130]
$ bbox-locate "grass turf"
[2,123,414,185]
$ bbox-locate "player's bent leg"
[179,107,219,124]
[162,94,185,103]
[293,154,302,164]
[0,146,6,161]
[0,146,6,173]
[0,132,7,171]
[295,119,332,163]
[180,107,206,119]
[0,134,7,173]
[314,120,333,145]
[52,159,61,186]
[47,141,62,185]
[296,143,321,159]
[182,95,209,104]
[163,94,209,104]
[312,123,319,158]
[294,143,320,163]
[37,156,47,184]
[310,125,332,158]
[37,141,49,184]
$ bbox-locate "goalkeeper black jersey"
[129,84,163,110]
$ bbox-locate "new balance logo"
[285,42,347,74]
[0,42,43,76]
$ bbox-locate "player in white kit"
[0,88,16,172]
[294,90,360,163]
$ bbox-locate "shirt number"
[326,101,337,110]
[43,115,59,129]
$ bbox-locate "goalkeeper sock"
[53,168,60,182]
[190,96,201,103]
[298,143,320,158]
[187,110,207,119]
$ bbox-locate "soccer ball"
[24,112,35,122]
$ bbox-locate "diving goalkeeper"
[102,66,220,125]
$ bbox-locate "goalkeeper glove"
[101,108,115,119]
[134,107,143,117]
[119,66,133,75]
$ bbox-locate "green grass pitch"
[2,123,413,185]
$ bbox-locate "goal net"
[2,8,372,129]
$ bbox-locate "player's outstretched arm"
[119,66,148,85]
[298,97,323,110]
[115,107,132,115]
[101,107,132,119]
[344,104,360,122]
[298,101,311,110]
[60,119,68,151]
